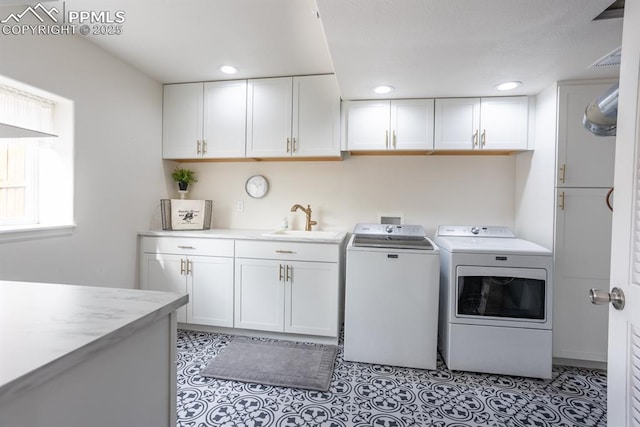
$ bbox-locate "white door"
[345,100,391,150]
[246,77,292,157]
[284,261,338,336]
[141,253,187,323]
[292,75,341,157]
[390,99,435,150]
[203,80,247,158]
[187,255,234,327]
[434,98,480,150]
[557,83,617,188]
[607,1,640,423]
[479,96,528,150]
[234,258,284,332]
[554,188,611,362]
[162,83,203,159]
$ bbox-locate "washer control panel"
[353,223,426,238]
[435,225,516,238]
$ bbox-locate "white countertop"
[139,228,348,244]
[0,281,188,405]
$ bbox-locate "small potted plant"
[171,167,197,192]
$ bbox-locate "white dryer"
[433,225,553,379]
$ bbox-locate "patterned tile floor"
[176,330,607,427]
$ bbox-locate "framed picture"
[160,199,212,230]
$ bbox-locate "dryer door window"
[456,266,547,321]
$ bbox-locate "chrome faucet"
[290,204,317,231]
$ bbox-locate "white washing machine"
[344,224,440,370]
[433,225,553,379]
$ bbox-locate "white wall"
[515,83,558,250]
[0,34,169,288]
[180,154,517,235]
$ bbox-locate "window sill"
[0,223,76,243]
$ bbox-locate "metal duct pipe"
[583,83,619,137]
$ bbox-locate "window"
[0,76,74,241]
[0,84,54,225]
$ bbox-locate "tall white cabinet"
[552,81,616,363]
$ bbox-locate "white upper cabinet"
[162,83,203,159]
[434,96,529,151]
[345,99,434,151]
[556,82,616,188]
[246,77,293,158]
[163,81,247,159]
[292,75,341,157]
[247,75,340,158]
[203,80,247,158]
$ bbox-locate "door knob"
[589,287,625,310]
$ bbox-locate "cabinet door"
[553,188,612,362]
[292,75,340,157]
[234,258,284,332]
[141,253,187,323]
[434,98,480,150]
[187,256,234,327]
[162,83,203,159]
[480,96,529,150]
[557,83,616,187]
[203,80,247,158]
[390,99,435,150]
[246,77,292,157]
[345,100,391,150]
[284,261,339,336]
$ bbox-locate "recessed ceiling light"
[373,85,394,94]
[219,65,239,75]
[495,81,522,91]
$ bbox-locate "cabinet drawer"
[142,237,234,257]
[236,240,339,262]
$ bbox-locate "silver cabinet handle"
[385,130,389,149]
[590,287,625,310]
[286,138,291,153]
[202,140,207,155]
[392,130,397,149]
[196,140,201,155]
[275,250,294,254]
[473,130,479,147]
[279,264,284,281]
[481,129,486,147]
[293,137,297,153]
[558,192,565,210]
[178,246,195,250]
[180,259,186,275]
[186,260,192,275]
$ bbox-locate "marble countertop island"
[0,280,188,407]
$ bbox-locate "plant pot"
[178,182,189,191]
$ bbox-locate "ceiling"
[62,0,622,99]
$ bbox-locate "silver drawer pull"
[178,245,195,249]
[275,250,295,254]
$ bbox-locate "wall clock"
[245,175,269,198]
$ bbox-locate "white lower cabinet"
[140,235,343,339]
[553,188,612,362]
[234,240,341,338]
[234,259,284,332]
[140,237,234,327]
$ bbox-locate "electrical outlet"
[236,201,244,212]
